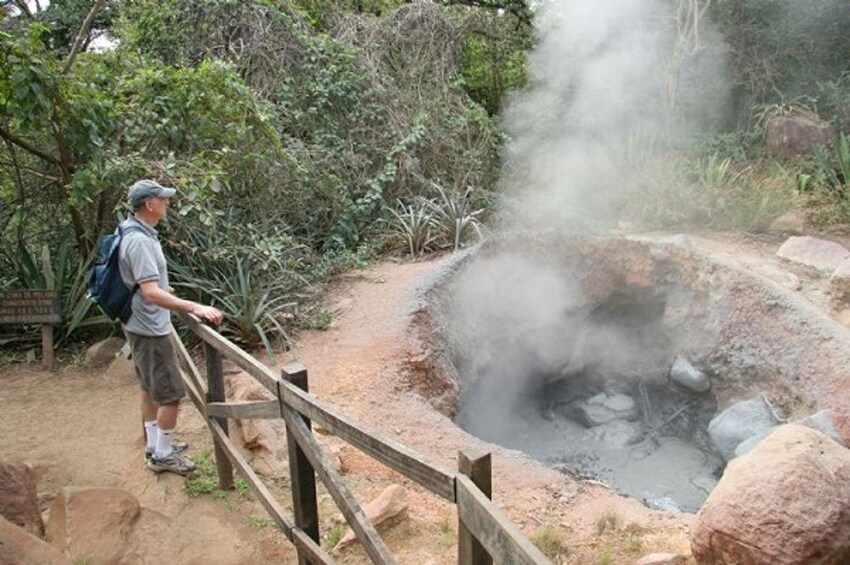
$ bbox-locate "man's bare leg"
[141,391,158,455]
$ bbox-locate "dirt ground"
[1,230,845,564]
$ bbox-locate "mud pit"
[420,233,850,513]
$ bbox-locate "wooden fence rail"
[173,313,550,565]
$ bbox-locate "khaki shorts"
[126,332,185,405]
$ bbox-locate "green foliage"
[0,240,110,347]
[302,310,333,331]
[36,0,118,55]
[687,153,749,189]
[799,135,850,225]
[247,515,276,530]
[1,0,508,356]
[292,0,404,30]
[324,522,346,550]
[166,216,309,360]
[816,72,850,133]
[456,10,530,115]
[183,451,219,497]
[711,0,850,128]
[181,450,250,498]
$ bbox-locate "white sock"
[144,421,158,452]
[154,427,174,459]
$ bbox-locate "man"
[119,179,224,475]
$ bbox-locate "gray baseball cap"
[128,179,177,208]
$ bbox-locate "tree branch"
[11,0,33,18]
[0,159,60,182]
[0,127,61,165]
[62,0,107,74]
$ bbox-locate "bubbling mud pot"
[417,232,850,513]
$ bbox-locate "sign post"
[0,290,62,370]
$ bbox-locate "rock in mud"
[669,356,710,393]
[575,392,638,427]
[708,397,781,461]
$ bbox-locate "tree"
[0,0,108,254]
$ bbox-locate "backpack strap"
[116,222,150,300]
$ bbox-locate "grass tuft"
[325,522,346,549]
[532,525,569,560]
[595,510,621,535]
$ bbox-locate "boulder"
[767,210,806,236]
[766,115,836,158]
[691,425,850,564]
[226,372,288,477]
[708,397,780,461]
[0,515,71,565]
[0,460,43,537]
[84,337,124,367]
[334,484,408,550]
[733,427,776,458]
[45,487,140,563]
[670,356,710,393]
[776,236,850,272]
[735,410,846,458]
[830,258,850,312]
[797,409,846,447]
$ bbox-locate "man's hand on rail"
[193,305,224,326]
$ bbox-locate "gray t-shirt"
[118,216,173,336]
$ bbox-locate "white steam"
[449,0,730,439]
[498,0,729,229]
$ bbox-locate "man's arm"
[138,281,224,325]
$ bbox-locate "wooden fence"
[173,312,550,565]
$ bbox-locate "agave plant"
[387,197,436,258]
[693,153,749,188]
[166,217,310,361]
[811,134,850,193]
[1,240,109,346]
[427,182,483,251]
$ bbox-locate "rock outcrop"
[766,115,836,158]
[46,487,140,563]
[0,460,43,537]
[334,484,408,550]
[0,515,71,565]
[776,236,850,272]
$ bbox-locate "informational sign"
[0,290,62,324]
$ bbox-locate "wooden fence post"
[283,364,320,564]
[41,323,53,370]
[458,450,493,565]
[205,342,234,490]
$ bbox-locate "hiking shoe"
[145,440,188,461]
[146,451,196,475]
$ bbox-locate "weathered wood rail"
[173,312,550,565]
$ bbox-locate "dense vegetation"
[1,0,848,355]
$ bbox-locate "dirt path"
[1,232,842,564]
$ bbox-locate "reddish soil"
[1,231,845,564]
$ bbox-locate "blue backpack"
[89,224,143,322]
